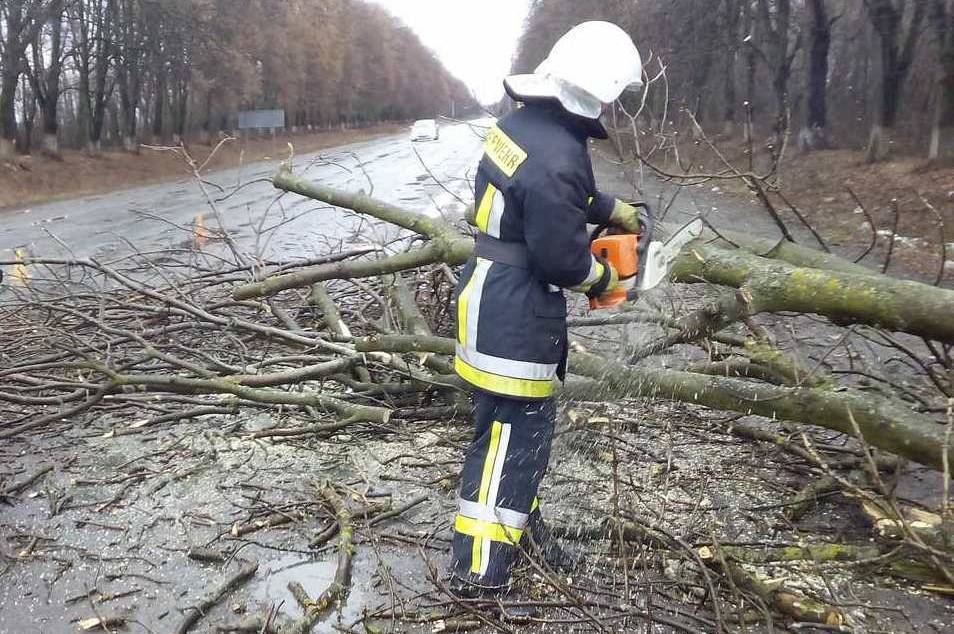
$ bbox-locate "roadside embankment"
[0,124,404,211]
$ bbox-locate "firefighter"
[449,21,647,609]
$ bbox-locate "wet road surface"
[1,120,488,266]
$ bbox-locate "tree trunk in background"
[0,3,26,161]
[743,0,758,144]
[88,70,108,156]
[865,0,928,162]
[18,74,36,154]
[119,69,140,153]
[70,0,92,151]
[0,1,63,159]
[152,71,166,143]
[172,78,188,144]
[757,0,796,140]
[71,0,113,156]
[115,0,144,153]
[0,65,19,161]
[801,0,832,151]
[200,92,213,145]
[930,0,954,159]
[722,0,741,136]
[33,6,66,156]
[931,50,954,159]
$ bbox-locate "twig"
[917,193,949,286]
[172,559,259,634]
[279,484,354,634]
[882,198,901,274]
[846,186,879,264]
[0,465,53,498]
[367,495,428,527]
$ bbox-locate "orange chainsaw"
[589,207,703,310]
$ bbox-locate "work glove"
[583,257,620,300]
[609,199,651,238]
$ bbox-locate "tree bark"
[930,0,954,158]
[115,0,143,154]
[722,0,742,135]
[671,241,954,343]
[227,170,954,470]
[801,0,832,150]
[30,5,65,156]
[89,34,110,155]
[569,350,954,471]
[865,0,929,161]
[251,173,954,345]
[757,0,797,137]
[0,1,63,158]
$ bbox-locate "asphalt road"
[0,120,488,267]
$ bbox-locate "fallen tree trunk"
[233,171,472,301]
[5,166,952,475]
[235,174,954,350]
[568,349,953,471]
[355,332,952,470]
[672,242,954,343]
[225,170,954,469]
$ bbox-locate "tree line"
[514,0,954,161]
[0,0,475,159]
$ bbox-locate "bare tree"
[70,0,115,154]
[800,0,836,150]
[25,0,67,155]
[113,0,145,153]
[930,0,954,158]
[864,0,929,161]
[0,0,62,159]
[721,0,744,135]
[756,0,802,138]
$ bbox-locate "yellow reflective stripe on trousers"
[455,355,554,399]
[475,184,497,233]
[472,420,508,574]
[478,421,503,505]
[456,516,524,545]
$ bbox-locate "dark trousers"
[450,391,556,587]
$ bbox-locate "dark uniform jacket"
[454,102,618,400]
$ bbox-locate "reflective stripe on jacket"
[455,103,617,400]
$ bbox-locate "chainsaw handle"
[636,202,654,248]
[589,201,653,243]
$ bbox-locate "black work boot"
[524,510,585,573]
[446,576,538,621]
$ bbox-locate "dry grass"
[645,133,954,280]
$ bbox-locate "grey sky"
[368,0,531,105]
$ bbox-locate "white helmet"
[505,21,643,120]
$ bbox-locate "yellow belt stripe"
[456,515,524,545]
[455,356,554,399]
[475,183,497,233]
[531,497,540,513]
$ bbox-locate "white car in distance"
[410,119,439,142]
